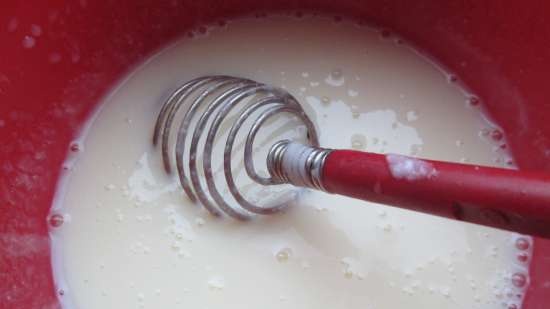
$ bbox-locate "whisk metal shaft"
[266,140,332,191]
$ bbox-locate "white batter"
[49,15,531,309]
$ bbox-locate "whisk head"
[153,75,324,219]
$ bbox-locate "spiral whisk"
[152,76,550,238]
[153,75,327,220]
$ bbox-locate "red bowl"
[1,1,549,308]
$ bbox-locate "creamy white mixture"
[49,15,531,309]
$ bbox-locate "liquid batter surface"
[50,15,530,309]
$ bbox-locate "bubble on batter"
[347,89,359,97]
[343,268,353,278]
[325,68,345,87]
[440,287,451,298]
[195,217,205,226]
[275,247,292,262]
[350,134,367,150]
[479,127,490,138]
[341,257,365,279]
[350,104,361,118]
[406,111,418,122]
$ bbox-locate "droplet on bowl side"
[30,24,42,37]
[468,96,480,106]
[49,213,64,227]
[22,36,36,49]
[448,74,458,83]
[517,252,529,263]
[490,129,504,142]
[511,273,527,288]
[515,237,530,251]
[70,142,81,152]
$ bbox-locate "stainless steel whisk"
[154,75,550,238]
[153,75,326,220]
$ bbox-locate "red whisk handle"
[322,149,550,238]
[268,141,550,238]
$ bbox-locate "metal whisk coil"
[153,76,325,220]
